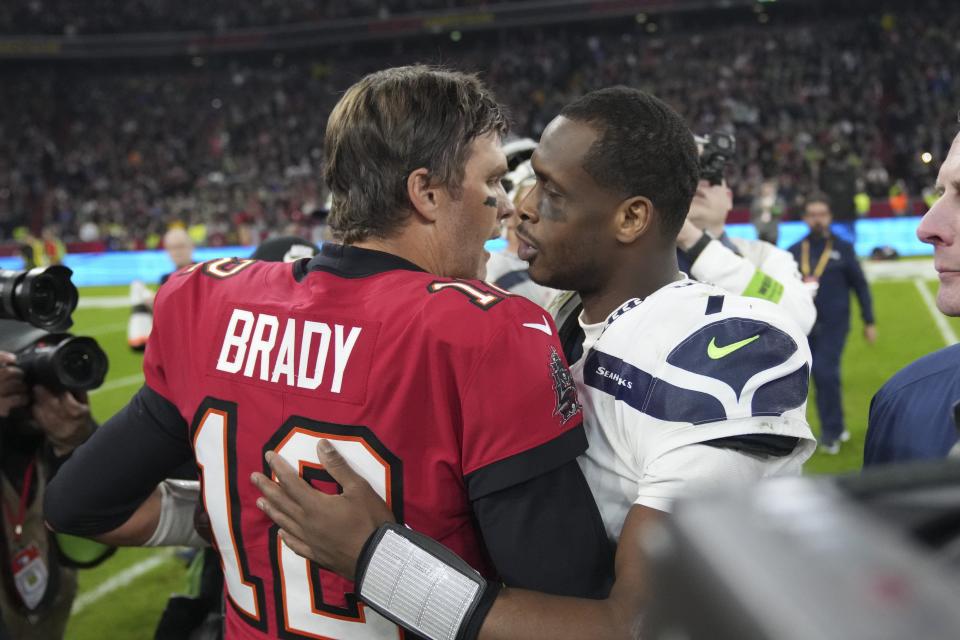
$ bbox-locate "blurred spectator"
[127,226,195,351]
[37,229,66,267]
[0,0,530,35]
[749,179,786,245]
[819,144,859,243]
[160,227,195,285]
[888,179,910,216]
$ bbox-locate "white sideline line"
[913,278,958,346]
[77,296,132,309]
[863,259,934,281]
[90,373,144,396]
[83,322,129,337]
[71,549,175,615]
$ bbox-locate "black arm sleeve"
[845,244,875,324]
[44,384,194,536]
[471,458,615,599]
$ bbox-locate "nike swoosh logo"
[522,315,552,336]
[707,334,760,359]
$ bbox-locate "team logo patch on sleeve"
[548,347,581,424]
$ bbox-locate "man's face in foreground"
[917,133,960,315]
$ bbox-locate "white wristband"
[144,479,208,548]
[356,524,497,640]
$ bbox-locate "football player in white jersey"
[252,87,816,640]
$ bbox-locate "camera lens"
[27,275,57,317]
[10,334,108,393]
[54,337,108,391]
[0,266,77,332]
[60,344,94,384]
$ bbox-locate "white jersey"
[485,250,559,309]
[568,279,816,540]
[690,235,817,335]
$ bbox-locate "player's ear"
[407,168,442,223]
[614,195,654,243]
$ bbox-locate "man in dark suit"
[789,194,876,454]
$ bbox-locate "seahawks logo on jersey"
[548,346,581,424]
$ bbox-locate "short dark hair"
[324,65,508,243]
[804,192,832,211]
[559,86,698,238]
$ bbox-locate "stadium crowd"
[0,2,956,249]
[0,0,516,35]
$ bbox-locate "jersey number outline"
[192,397,405,639]
[427,280,513,309]
[179,258,256,280]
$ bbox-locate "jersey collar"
[297,243,427,281]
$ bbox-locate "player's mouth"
[515,228,539,262]
[936,268,960,281]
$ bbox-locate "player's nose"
[918,199,954,246]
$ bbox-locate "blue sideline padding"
[0,220,927,287]
[0,238,513,287]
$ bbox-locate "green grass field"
[62,273,959,638]
[64,287,188,640]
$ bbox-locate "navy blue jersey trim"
[705,295,724,315]
[751,363,809,416]
[493,270,531,290]
[558,302,585,365]
[582,350,727,424]
[583,348,805,424]
[704,434,800,457]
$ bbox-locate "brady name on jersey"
[215,308,362,394]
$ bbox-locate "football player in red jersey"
[45,66,614,639]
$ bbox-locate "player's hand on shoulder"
[252,439,395,578]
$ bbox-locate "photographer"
[676,133,817,335]
[0,343,97,639]
[0,263,110,639]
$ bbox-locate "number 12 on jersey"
[192,398,405,639]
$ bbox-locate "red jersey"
[144,244,584,639]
